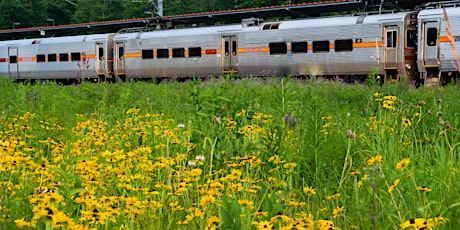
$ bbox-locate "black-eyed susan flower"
[350,170,361,176]
[253,220,273,229]
[396,158,410,171]
[332,206,344,218]
[402,117,411,127]
[326,193,341,200]
[303,186,316,196]
[367,155,383,166]
[400,216,448,229]
[417,186,432,192]
[388,179,400,193]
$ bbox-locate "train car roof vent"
[242,17,263,27]
[32,40,41,44]
[356,15,366,24]
[261,22,280,30]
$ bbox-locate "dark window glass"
[142,49,154,59]
[157,49,169,58]
[406,30,417,48]
[37,54,46,62]
[172,48,185,58]
[427,28,437,46]
[225,41,229,56]
[118,47,124,60]
[9,56,17,63]
[292,42,308,53]
[48,54,57,62]
[189,47,201,57]
[71,52,81,61]
[335,39,353,52]
[98,47,104,60]
[386,31,397,48]
[313,41,330,52]
[59,53,68,62]
[232,41,237,56]
[269,42,287,54]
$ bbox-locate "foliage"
[1,0,327,30]
[0,78,459,229]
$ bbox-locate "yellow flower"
[236,109,246,117]
[332,206,344,218]
[402,117,411,127]
[417,186,432,192]
[350,170,361,176]
[396,158,410,171]
[388,179,400,193]
[326,193,341,200]
[303,186,316,196]
[367,155,383,166]
[400,217,448,229]
[254,220,273,229]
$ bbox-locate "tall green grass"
[0,77,459,229]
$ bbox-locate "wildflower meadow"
[0,77,459,229]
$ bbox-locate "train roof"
[418,5,460,17]
[113,11,416,41]
[0,33,114,47]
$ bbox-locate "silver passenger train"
[1,6,459,85]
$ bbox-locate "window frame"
[142,49,154,59]
[269,42,287,55]
[334,39,353,52]
[312,41,330,53]
[291,41,308,53]
[188,47,202,57]
[157,49,169,59]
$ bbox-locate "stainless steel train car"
[0,6,459,85]
[0,33,115,83]
[417,6,460,85]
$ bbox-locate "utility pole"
[145,0,163,17]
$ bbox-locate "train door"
[114,41,126,80]
[8,47,19,78]
[95,42,106,76]
[222,35,238,73]
[383,26,399,69]
[421,21,439,67]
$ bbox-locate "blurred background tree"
[0,0,321,30]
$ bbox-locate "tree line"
[0,0,323,30]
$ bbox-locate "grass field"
[1,77,459,229]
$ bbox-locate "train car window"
[406,30,417,48]
[189,47,201,57]
[98,48,104,60]
[37,54,46,62]
[334,39,353,52]
[173,48,185,58]
[142,49,154,59]
[225,41,229,56]
[118,47,124,60]
[59,53,69,62]
[48,54,57,62]
[232,41,237,56]
[262,23,280,30]
[292,42,308,53]
[386,31,397,48]
[427,28,437,46]
[312,41,330,52]
[9,56,17,63]
[269,42,287,54]
[157,49,169,59]
[71,53,81,61]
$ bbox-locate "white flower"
[195,155,205,161]
[187,161,196,166]
[178,124,185,128]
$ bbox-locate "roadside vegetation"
[1,76,459,229]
